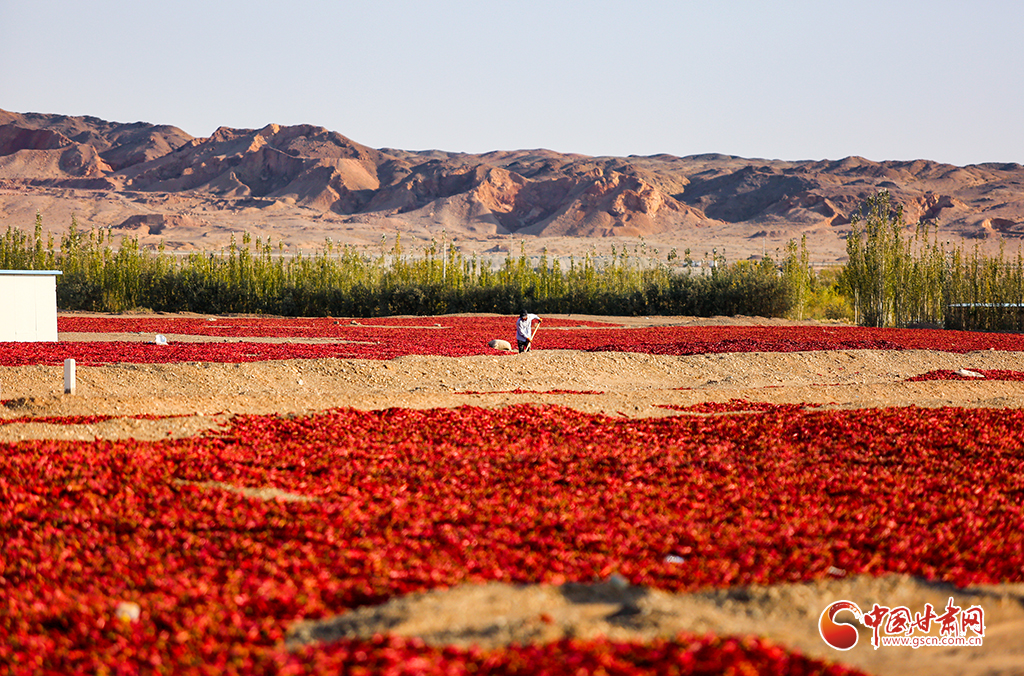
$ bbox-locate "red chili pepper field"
[2,314,1023,675]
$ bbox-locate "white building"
[0,270,62,342]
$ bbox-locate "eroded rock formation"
[3,108,1024,259]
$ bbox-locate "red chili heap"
[2,403,1019,674]
[2,319,1023,365]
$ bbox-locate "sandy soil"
[3,314,1022,675]
[4,347,1024,442]
[286,576,1024,676]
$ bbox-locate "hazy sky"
[3,0,1023,166]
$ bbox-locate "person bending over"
[516,311,542,353]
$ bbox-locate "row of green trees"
[13,195,1019,328]
[2,214,814,318]
[839,191,1024,330]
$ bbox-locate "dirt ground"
[286,576,1024,676]
[3,314,1022,675]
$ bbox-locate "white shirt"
[516,314,540,342]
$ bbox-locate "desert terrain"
[4,109,1024,267]
[2,313,1022,675]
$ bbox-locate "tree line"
[2,214,815,319]
[839,190,1024,331]
[6,195,1021,330]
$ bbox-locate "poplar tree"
[840,190,913,327]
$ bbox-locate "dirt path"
[3,349,1024,442]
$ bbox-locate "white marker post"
[64,358,76,395]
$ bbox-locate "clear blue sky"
[3,0,1023,166]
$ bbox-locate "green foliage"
[839,191,916,326]
[3,217,813,318]
[1,212,57,271]
[780,235,813,319]
[803,267,853,321]
[840,190,1024,329]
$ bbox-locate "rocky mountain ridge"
[2,108,1023,261]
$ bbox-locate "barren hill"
[3,108,1024,263]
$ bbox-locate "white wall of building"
[0,271,61,342]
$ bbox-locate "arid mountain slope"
[2,109,1024,262]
